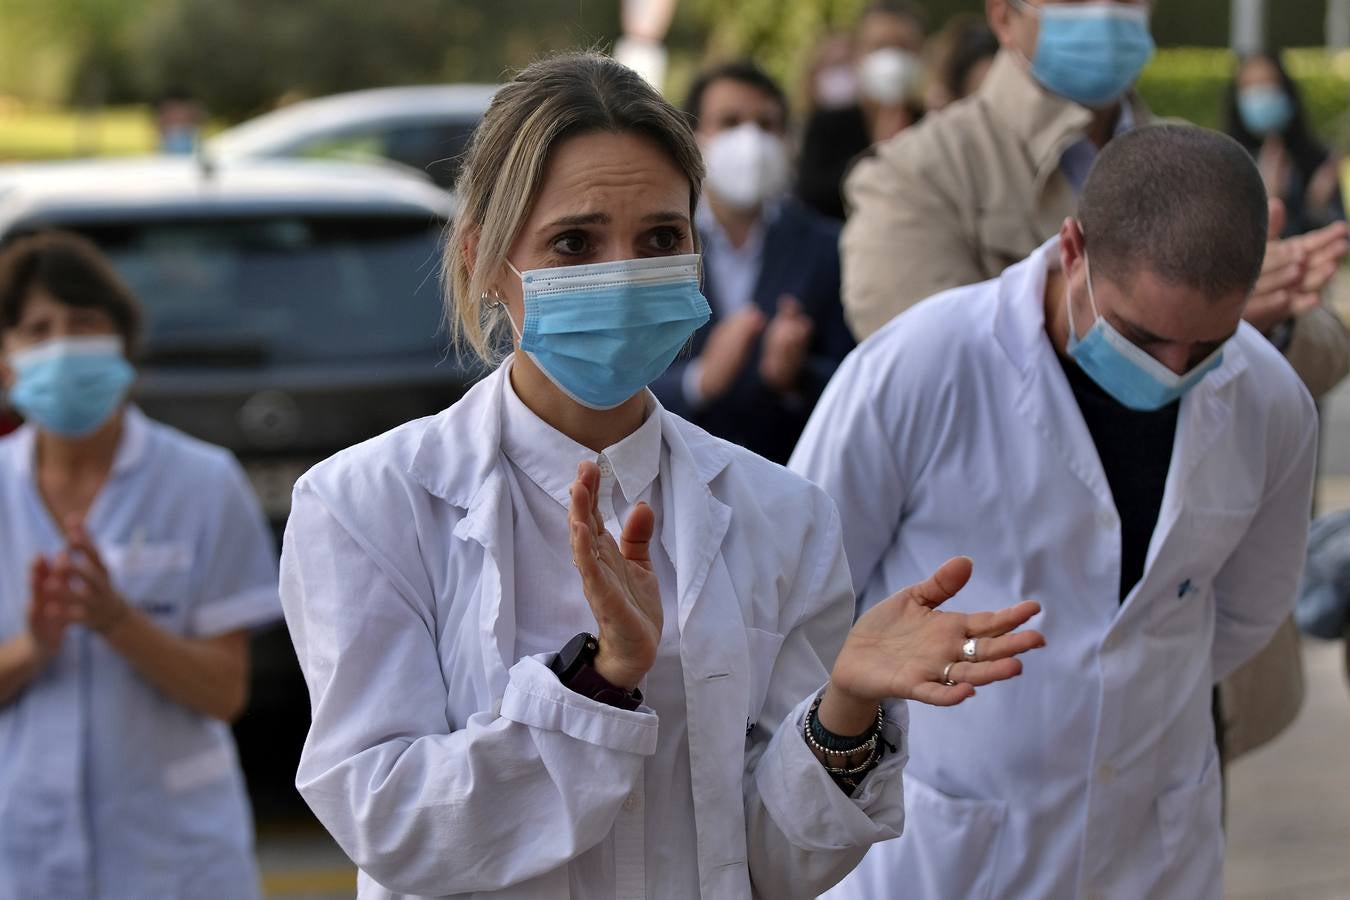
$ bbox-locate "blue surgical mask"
[1066,256,1225,411]
[1022,1,1156,109]
[7,336,135,436]
[160,126,198,155]
[506,254,711,410]
[1238,84,1294,137]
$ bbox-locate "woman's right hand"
[25,555,69,664]
[569,461,661,691]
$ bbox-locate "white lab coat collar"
[7,404,151,480]
[406,358,737,691]
[409,357,735,511]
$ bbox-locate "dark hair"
[1080,124,1269,298]
[0,231,143,354]
[859,0,927,31]
[684,59,789,129]
[944,23,999,101]
[1223,52,1329,187]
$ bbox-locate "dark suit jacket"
[652,199,854,464]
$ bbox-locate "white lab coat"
[792,240,1318,900]
[279,361,909,899]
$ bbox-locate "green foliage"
[1136,48,1350,150]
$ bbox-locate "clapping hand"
[817,557,1044,734]
[568,461,661,691]
[1245,199,1349,336]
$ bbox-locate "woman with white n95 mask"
[277,52,1045,900]
[0,231,280,898]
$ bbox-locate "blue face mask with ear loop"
[1065,254,1226,411]
[7,335,135,436]
[1013,0,1156,108]
[502,254,712,410]
[1238,84,1295,136]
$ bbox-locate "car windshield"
[69,215,446,365]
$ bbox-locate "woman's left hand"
[51,517,130,634]
[817,557,1044,735]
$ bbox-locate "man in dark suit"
[652,60,854,464]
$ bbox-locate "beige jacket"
[842,50,1342,760]
[841,50,1350,397]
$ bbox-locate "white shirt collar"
[5,405,150,479]
[500,364,663,508]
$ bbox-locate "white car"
[207,83,499,189]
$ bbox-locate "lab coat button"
[622,792,642,813]
[597,457,614,477]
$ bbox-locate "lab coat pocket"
[744,627,785,733]
[108,540,194,627]
[1150,508,1252,631]
[1155,747,1222,872]
[901,774,1006,900]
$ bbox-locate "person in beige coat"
[841,0,1350,761]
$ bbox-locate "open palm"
[831,557,1044,709]
[569,461,662,690]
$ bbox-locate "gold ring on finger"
[942,661,957,686]
[962,638,978,662]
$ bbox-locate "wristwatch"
[548,632,643,711]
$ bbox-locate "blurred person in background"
[797,1,927,220]
[279,52,1044,899]
[839,0,1350,805]
[1225,51,1344,239]
[0,232,279,898]
[802,32,859,114]
[154,89,205,156]
[647,60,853,464]
[923,15,1000,112]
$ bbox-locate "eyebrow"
[1113,313,1236,350]
[539,211,690,230]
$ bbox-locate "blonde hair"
[445,52,706,365]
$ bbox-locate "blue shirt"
[1059,100,1136,194]
[0,407,280,899]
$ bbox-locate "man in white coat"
[793,124,1318,900]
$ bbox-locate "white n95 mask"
[703,123,790,212]
[858,48,922,106]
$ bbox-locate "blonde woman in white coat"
[279,53,1044,900]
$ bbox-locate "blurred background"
[5,0,1350,161]
[2,1,1349,897]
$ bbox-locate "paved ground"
[254,297,1350,898]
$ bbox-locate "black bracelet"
[807,695,884,752]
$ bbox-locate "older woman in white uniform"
[0,232,280,899]
[279,53,1045,899]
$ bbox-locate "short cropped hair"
[0,231,143,354]
[1080,124,1269,298]
[684,60,789,129]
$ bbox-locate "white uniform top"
[0,406,281,900]
[793,238,1318,900]
[279,358,909,899]
[499,371,697,897]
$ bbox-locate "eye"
[550,231,588,257]
[648,227,685,254]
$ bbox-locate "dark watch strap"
[548,632,643,711]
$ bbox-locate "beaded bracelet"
[803,695,887,784]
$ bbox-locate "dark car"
[0,155,472,814]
